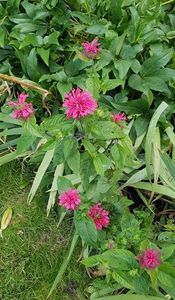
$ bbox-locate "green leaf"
[57,175,73,192]
[16,129,36,154]
[116,31,127,56]
[102,248,138,270]
[86,24,107,34]
[130,182,175,199]
[37,47,50,66]
[114,60,132,79]
[160,152,175,181]
[64,139,80,174]
[93,155,105,177]
[27,48,40,81]
[47,164,64,215]
[74,214,97,246]
[90,121,124,140]
[27,149,55,203]
[57,82,72,99]
[101,78,123,93]
[145,101,168,180]
[0,27,5,48]
[158,262,175,289]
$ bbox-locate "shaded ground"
[0,162,88,300]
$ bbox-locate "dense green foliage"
[0,0,175,299]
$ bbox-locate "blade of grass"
[47,163,64,216]
[27,149,54,204]
[47,231,79,298]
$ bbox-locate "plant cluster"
[0,0,175,299]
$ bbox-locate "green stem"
[47,231,79,298]
[161,0,175,5]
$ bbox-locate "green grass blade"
[47,231,79,298]
[145,101,168,180]
[27,149,54,204]
[0,113,22,125]
[47,163,64,216]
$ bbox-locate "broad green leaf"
[57,82,72,99]
[102,248,137,270]
[57,175,73,192]
[86,24,107,34]
[82,139,96,156]
[27,48,40,81]
[37,47,50,66]
[16,129,36,154]
[93,155,105,177]
[90,121,124,140]
[0,207,13,237]
[116,31,127,56]
[0,27,5,48]
[74,214,97,246]
[158,262,175,289]
[114,59,132,79]
[27,149,54,203]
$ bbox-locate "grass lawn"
[0,162,88,300]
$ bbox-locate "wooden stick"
[0,73,51,95]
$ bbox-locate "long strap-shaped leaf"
[46,163,64,216]
[130,181,175,199]
[94,295,165,300]
[27,149,54,204]
[145,101,168,180]
[47,231,79,298]
[0,151,31,166]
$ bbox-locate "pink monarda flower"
[58,189,81,211]
[137,248,161,270]
[87,203,109,230]
[63,88,97,119]
[82,37,101,59]
[113,112,126,123]
[8,93,33,120]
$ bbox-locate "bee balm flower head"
[87,203,109,230]
[63,88,97,119]
[58,189,81,211]
[82,37,101,59]
[8,93,33,120]
[137,248,161,270]
[113,113,126,123]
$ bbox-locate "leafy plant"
[0,0,175,298]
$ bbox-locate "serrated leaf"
[74,214,97,246]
